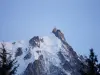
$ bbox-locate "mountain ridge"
[0,28,85,75]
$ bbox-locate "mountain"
[0,28,85,75]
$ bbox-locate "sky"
[0,0,100,60]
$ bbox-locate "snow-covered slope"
[0,28,85,75]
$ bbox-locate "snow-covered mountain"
[0,28,85,75]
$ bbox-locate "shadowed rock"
[52,28,65,41]
[24,52,32,60]
[15,47,23,57]
[52,28,77,58]
[29,36,43,48]
[23,55,46,75]
[23,54,67,75]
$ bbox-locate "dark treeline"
[80,49,100,75]
[0,43,19,75]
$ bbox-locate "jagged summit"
[0,28,85,75]
[52,28,65,41]
[29,36,43,48]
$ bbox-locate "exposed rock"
[57,50,82,75]
[52,28,65,41]
[52,28,77,58]
[23,54,67,75]
[15,47,23,57]
[49,64,66,75]
[12,42,16,44]
[23,55,46,75]
[24,52,32,60]
[63,60,72,71]
[29,36,43,48]
[23,63,34,75]
[36,50,41,54]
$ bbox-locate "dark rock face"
[15,47,23,57]
[49,64,66,75]
[63,61,72,71]
[23,63,34,75]
[52,28,77,58]
[23,55,46,75]
[58,51,82,75]
[12,42,16,44]
[24,52,32,60]
[52,28,65,41]
[23,54,67,75]
[23,49,83,75]
[29,36,43,48]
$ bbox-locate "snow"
[0,33,71,75]
[16,33,63,74]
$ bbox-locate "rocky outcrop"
[29,36,43,48]
[15,47,23,57]
[58,51,81,75]
[49,64,66,75]
[52,28,77,58]
[23,54,67,75]
[23,50,83,75]
[23,55,46,75]
[24,52,32,60]
[52,28,65,41]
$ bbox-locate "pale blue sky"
[0,0,100,59]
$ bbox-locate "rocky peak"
[52,28,77,58]
[52,28,65,41]
[29,36,43,48]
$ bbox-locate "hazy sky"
[0,0,100,59]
